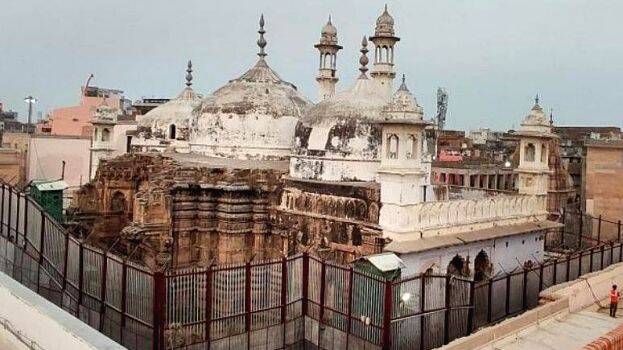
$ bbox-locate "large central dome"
[190,16,312,160]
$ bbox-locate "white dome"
[190,59,312,160]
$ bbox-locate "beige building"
[583,139,623,240]
[0,149,24,186]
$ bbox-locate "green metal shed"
[29,180,68,222]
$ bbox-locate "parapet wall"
[381,194,548,240]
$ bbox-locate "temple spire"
[257,14,267,59]
[359,36,369,78]
[185,60,193,87]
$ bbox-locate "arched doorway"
[447,255,469,277]
[474,250,492,282]
[110,191,127,213]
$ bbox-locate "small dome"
[322,16,337,36]
[375,5,395,37]
[382,75,423,120]
[517,95,557,137]
[139,87,201,129]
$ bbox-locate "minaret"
[514,95,557,198]
[377,75,432,241]
[314,16,342,100]
[369,4,400,98]
[257,14,267,61]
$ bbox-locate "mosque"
[71,7,562,280]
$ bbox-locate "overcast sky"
[1,0,621,131]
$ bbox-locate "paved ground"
[494,300,623,350]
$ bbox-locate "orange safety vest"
[611,290,619,303]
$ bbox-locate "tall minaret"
[369,5,400,98]
[314,16,342,100]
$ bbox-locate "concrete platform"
[493,302,623,350]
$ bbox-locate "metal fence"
[0,182,622,350]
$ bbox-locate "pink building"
[48,86,124,137]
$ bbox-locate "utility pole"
[24,95,37,133]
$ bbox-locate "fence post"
[245,262,252,349]
[205,264,213,349]
[280,257,287,348]
[566,256,570,282]
[7,188,12,240]
[318,259,326,348]
[78,242,84,307]
[15,193,20,243]
[578,251,583,276]
[486,279,493,324]
[420,275,427,348]
[99,254,108,332]
[1,185,5,235]
[443,275,451,344]
[538,264,544,291]
[505,274,511,316]
[302,253,309,317]
[466,280,475,335]
[522,269,528,310]
[23,196,28,248]
[382,278,393,350]
[346,266,354,348]
[618,220,621,243]
[120,261,127,328]
[589,247,594,273]
[601,246,605,270]
[597,215,602,244]
[61,234,69,293]
[152,271,166,350]
[36,214,45,294]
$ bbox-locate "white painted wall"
[398,231,544,278]
[0,271,125,350]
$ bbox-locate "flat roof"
[584,139,623,149]
[385,221,562,254]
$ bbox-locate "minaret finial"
[328,14,332,24]
[535,93,540,106]
[257,14,267,59]
[549,108,554,126]
[359,36,369,78]
[185,60,193,87]
[384,3,388,13]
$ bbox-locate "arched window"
[540,143,547,163]
[405,135,417,159]
[387,134,399,159]
[101,128,110,142]
[474,250,492,282]
[524,143,535,162]
[169,124,176,139]
[93,128,99,141]
[447,255,470,277]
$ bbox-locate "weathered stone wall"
[274,178,384,263]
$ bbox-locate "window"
[405,135,417,159]
[540,143,547,163]
[101,128,110,142]
[524,143,535,162]
[169,124,176,139]
[387,134,399,159]
[93,128,99,141]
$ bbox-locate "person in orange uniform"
[610,285,620,318]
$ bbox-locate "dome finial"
[549,108,554,126]
[185,60,193,87]
[257,14,267,59]
[359,36,369,78]
[535,93,540,106]
[398,74,409,92]
[328,14,332,24]
[384,3,388,13]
